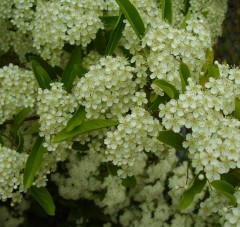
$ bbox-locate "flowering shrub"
[0,0,239,226]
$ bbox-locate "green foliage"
[178,174,206,210]
[157,130,187,151]
[62,46,83,92]
[65,106,87,132]
[11,107,31,140]
[161,0,172,24]
[153,79,179,99]
[234,97,240,120]
[54,119,119,143]
[105,13,125,55]
[27,55,58,81]
[181,10,191,29]
[30,186,55,216]
[115,0,145,39]
[183,0,191,15]
[31,60,52,89]
[23,137,47,189]
[121,176,137,188]
[179,62,191,92]
[222,171,240,187]
[211,180,237,206]
[100,16,119,30]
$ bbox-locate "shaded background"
[214,0,240,66]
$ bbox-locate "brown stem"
[2,115,40,125]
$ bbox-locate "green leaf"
[62,46,82,92]
[94,29,107,55]
[27,55,58,81]
[30,186,55,216]
[75,65,88,78]
[23,137,47,189]
[32,60,52,89]
[152,79,179,99]
[115,0,145,39]
[54,119,119,143]
[181,10,191,29]
[183,0,190,15]
[222,171,240,187]
[105,13,125,56]
[158,130,186,151]
[234,97,240,120]
[179,62,191,92]
[118,46,133,60]
[65,106,86,132]
[147,94,169,113]
[106,163,119,176]
[208,65,220,79]
[211,180,237,206]
[161,0,172,24]
[100,16,119,30]
[121,176,137,188]
[16,131,24,153]
[11,107,31,139]
[23,121,40,135]
[178,174,206,210]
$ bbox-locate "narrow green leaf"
[179,62,191,92]
[30,186,55,216]
[234,97,240,120]
[100,16,119,30]
[158,130,186,151]
[222,171,240,187]
[16,131,24,153]
[208,65,220,79]
[211,180,237,206]
[183,0,190,15]
[178,174,206,210]
[27,55,58,81]
[75,65,88,78]
[181,10,191,29]
[105,13,125,56]
[94,29,107,55]
[153,79,179,99]
[65,106,86,132]
[23,137,47,189]
[32,60,52,89]
[161,0,172,24]
[62,46,82,92]
[121,176,137,188]
[54,119,119,143]
[147,94,170,113]
[118,46,133,60]
[115,0,145,39]
[11,107,31,139]
[23,121,40,135]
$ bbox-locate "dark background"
[214,0,240,66]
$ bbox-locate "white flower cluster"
[32,0,104,63]
[0,145,27,204]
[0,64,37,124]
[143,19,211,90]
[104,107,163,177]
[52,147,102,200]
[159,74,240,180]
[37,82,77,152]
[190,0,228,40]
[74,56,147,119]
